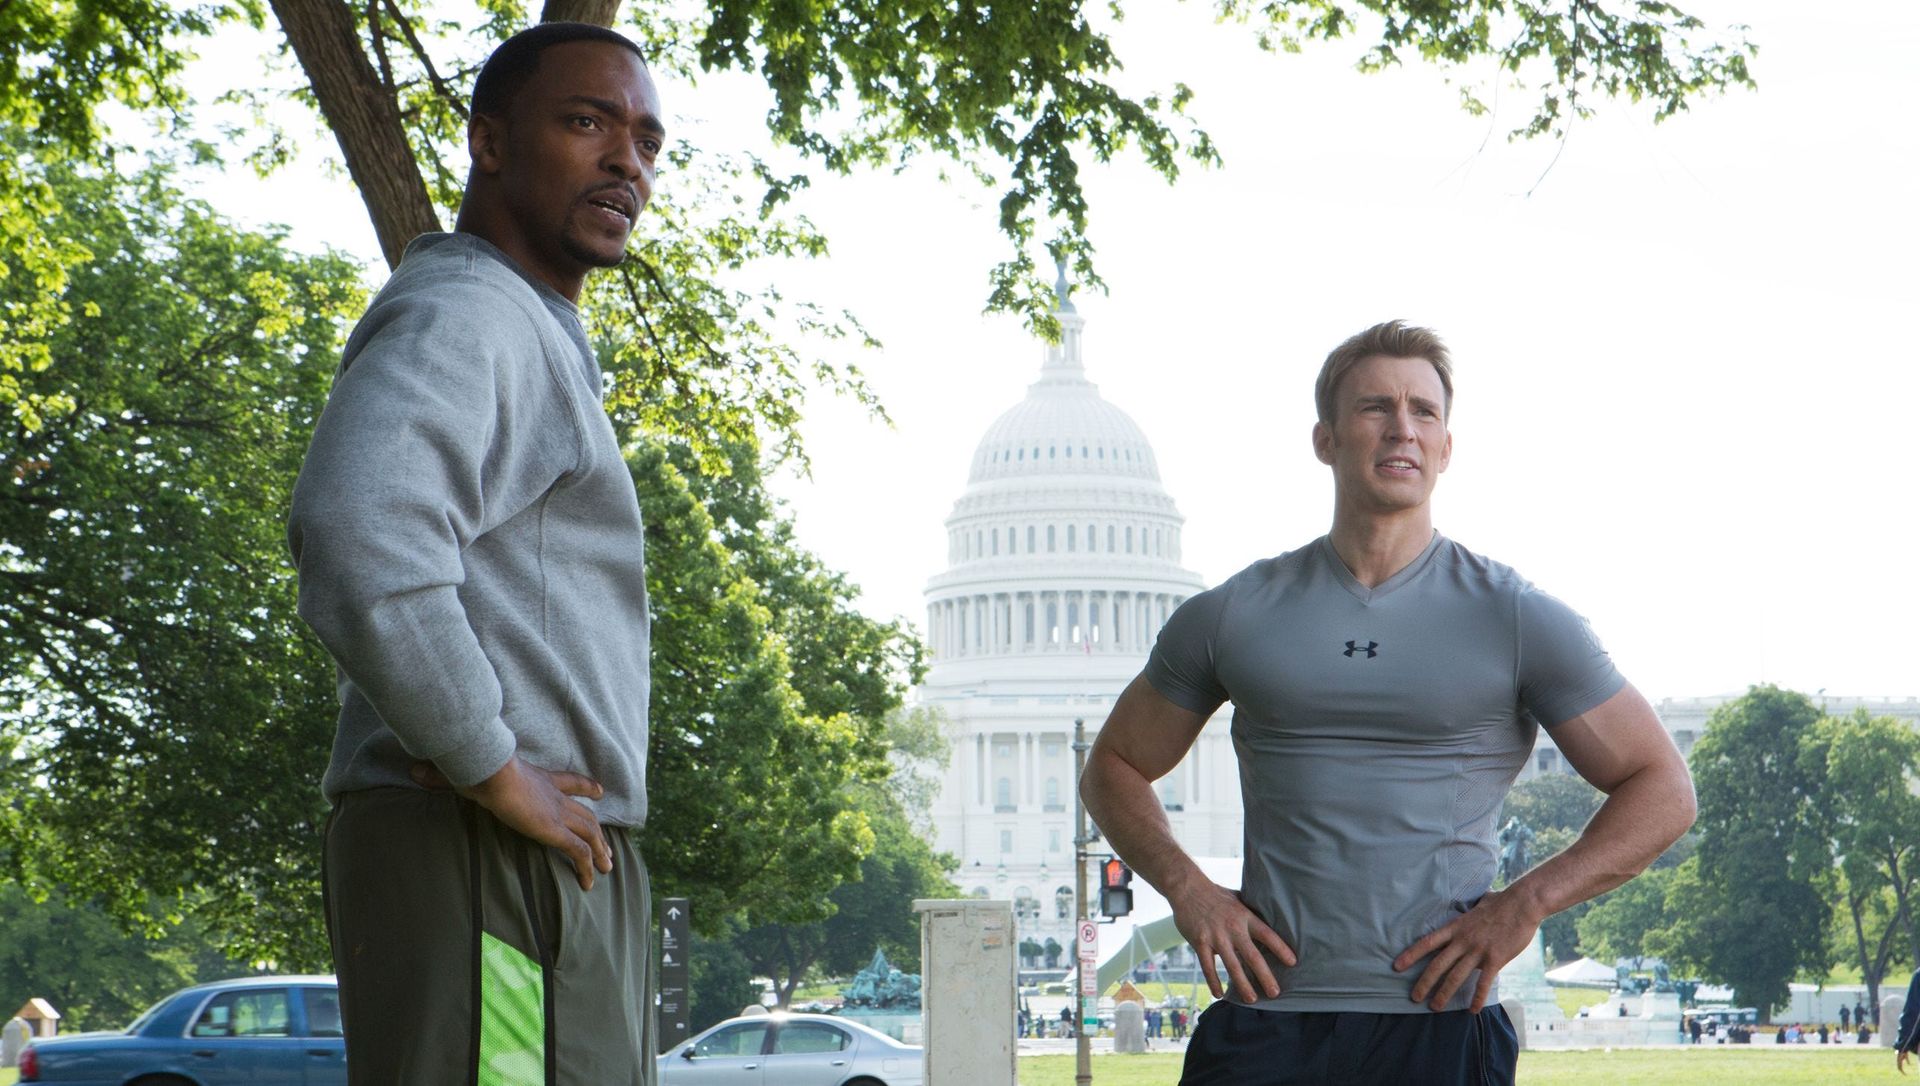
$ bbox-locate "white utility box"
[914,898,1016,1086]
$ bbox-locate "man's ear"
[468,113,505,175]
[1311,420,1335,466]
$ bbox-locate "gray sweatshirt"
[289,232,650,826]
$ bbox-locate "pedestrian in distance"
[1843,1003,1852,1031]
[288,22,665,1086]
[1080,322,1698,1086]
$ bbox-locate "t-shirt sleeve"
[1143,584,1231,716]
[1516,585,1625,728]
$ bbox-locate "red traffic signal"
[1100,858,1133,917]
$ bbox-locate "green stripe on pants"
[479,931,546,1086]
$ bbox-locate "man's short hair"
[1314,320,1454,422]
[471,23,647,118]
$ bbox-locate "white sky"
[179,0,1919,703]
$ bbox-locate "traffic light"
[1100,858,1133,918]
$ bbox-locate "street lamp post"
[1072,716,1094,1086]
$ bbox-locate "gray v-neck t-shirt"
[1144,534,1623,1013]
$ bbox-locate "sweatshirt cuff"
[423,720,518,788]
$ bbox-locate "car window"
[302,988,343,1038]
[694,1022,768,1057]
[191,988,291,1038]
[773,1022,850,1054]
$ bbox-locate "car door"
[761,1021,857,1086]
[297,986,347,1086]
[668,1020,769,1086]
[182,986,304,1086]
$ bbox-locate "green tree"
[1661,686,1831,1017]
[1502,773,1604,835]
[1502,773,1696,963]
[0,137,927,966]
[0,141,364,968]
[633,433,922,929]
[687,914,762,1034]
[1798,708,1920,1013]
[0,883,249,1032]
[1575,866,1672,969]
[731,708,957,1006]
[3,0,1756,442]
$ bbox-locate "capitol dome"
[914,275,1242,944]
[922,274,1207,692]
[965,326,1162,485]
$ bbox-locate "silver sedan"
[661,1011,924,1086]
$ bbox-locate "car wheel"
[842,1078,888,1086]
[129,1077,196,1086]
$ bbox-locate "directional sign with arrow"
[659,897,691,1054]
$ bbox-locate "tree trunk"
[1889,847,1920,966]
[540,0,620,26]
[268,0,442,269]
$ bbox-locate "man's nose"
[603,138,644,181]
[1387,404,1417,440]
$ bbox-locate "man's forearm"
[1504,760,1696,923]
[1081,747,1211,903]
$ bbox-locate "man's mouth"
[584,188,636,223]
[1379,457,1419,472]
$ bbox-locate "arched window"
[971,886,990,899]
[1108,525,1116,551]
[1015,887,1039,920]
[1126,526,1134,553]
[1047,525,1056,552]
[1028,525,1037,552]
[1055,886,1075,920]
[1067,525,1076,552]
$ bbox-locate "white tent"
[1544,957,1618,988]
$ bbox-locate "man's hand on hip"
[412,755,613,891]
[1393,886,1538,1012]
[1169,879,1296,1004]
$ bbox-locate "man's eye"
[572,116,600,130]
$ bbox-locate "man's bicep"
[1547,683,1685,795]
[1092,674,1213,783]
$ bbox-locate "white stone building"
[916,280,1240,964]
[1524,695,1920,780]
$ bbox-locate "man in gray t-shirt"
[1082,321,1695,1085]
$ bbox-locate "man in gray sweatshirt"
[288,23,663,1085]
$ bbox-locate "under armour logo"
[1343,640,1379,658]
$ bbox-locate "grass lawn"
[1,1068,17,1085]
[1016,1048,1891,1084]
[1554,986,1610,1018]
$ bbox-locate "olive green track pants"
[324,788,656,1086]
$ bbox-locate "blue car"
[20,975,344,1085]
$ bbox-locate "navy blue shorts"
[1179,1001,1518,1086]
